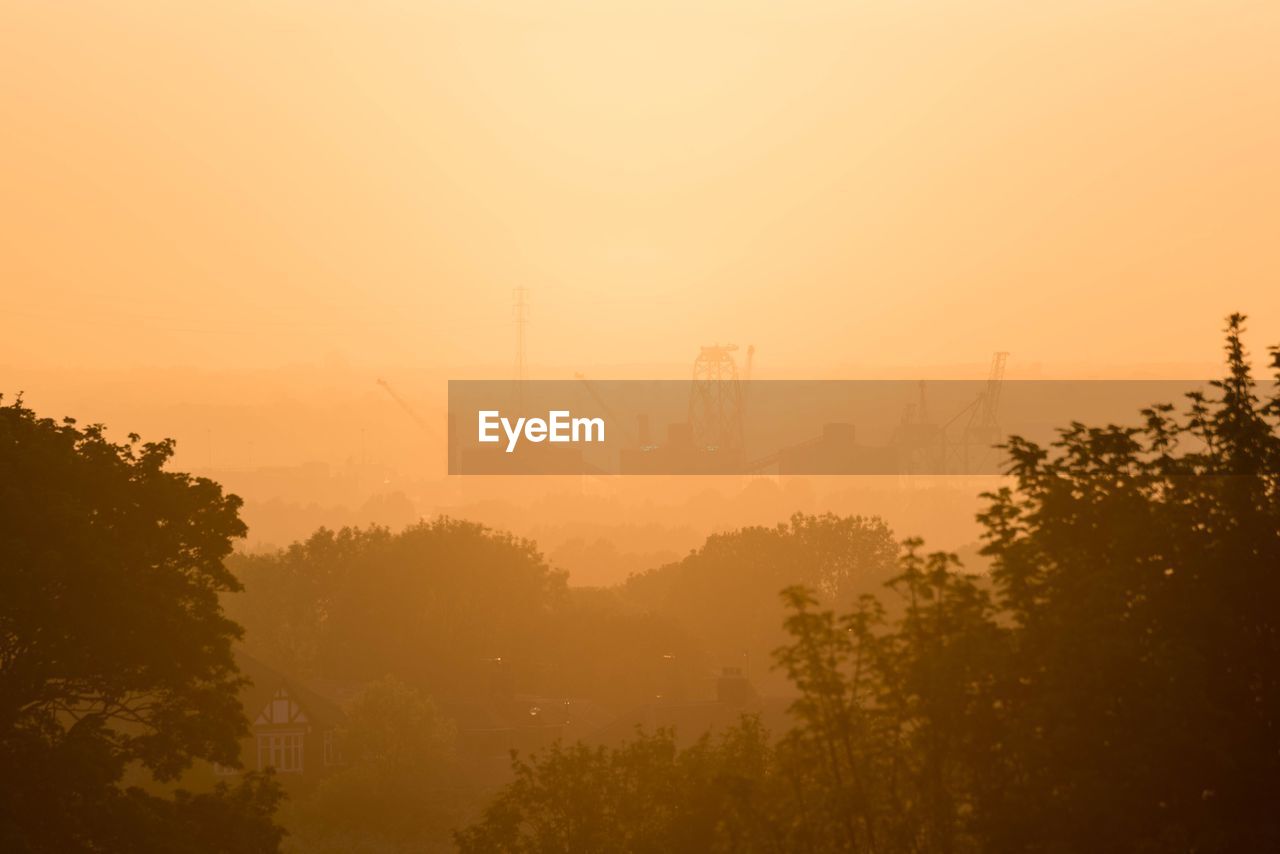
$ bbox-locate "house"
[221,652,349,778]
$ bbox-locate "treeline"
[457,315,1280,852]
[4,315,1277,853]
[220,426,903,853]
[226,513,900,710]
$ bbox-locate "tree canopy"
[228,519,703,708]
[287,677,462,854]
[0,397,282,852]
[622,512,899,687]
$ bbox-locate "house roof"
[234,650,347,729]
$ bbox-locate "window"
[257,732,304,773]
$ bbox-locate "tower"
[688,344,745,452]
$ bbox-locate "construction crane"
[573,373,637,446]
[746,352,1007,476]
[941,352,1009,473]
[980,351,1009,428]
[376,378,433,437]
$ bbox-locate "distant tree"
[537,586,703,706]
[286,678,462,853]
[229,521,701,708]
[0,397,283,851]
[228,520,568,693]
[624,513,898,686]
[455,719,774,854]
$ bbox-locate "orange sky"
[3,0,1278,376]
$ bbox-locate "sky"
[3,0,1278,378]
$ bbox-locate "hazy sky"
[4,0,1278,376]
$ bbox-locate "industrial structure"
[616,344,1011,475]
[574,372,637,447]
[465,306,1010,475]
[689,344,746,454]
[376,378,433,437]
[949,350,1009,473]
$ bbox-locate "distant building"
[219,653,349,778]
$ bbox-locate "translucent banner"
[447,380,1222,475]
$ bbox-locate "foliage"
[455,720,775,854]
[623,513,899,686]
[286,678,462,854]
[228,520,697,707]
[972,313,1280,851]
[765,542,1001,854]
[0,397,283,851]
[229,520,566,691]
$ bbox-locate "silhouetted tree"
[0,397,283,852]
[771,585,882,852]
[770,542,1000,854]
[974,314,1280,851]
